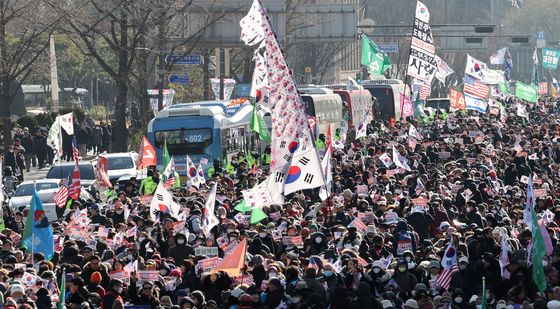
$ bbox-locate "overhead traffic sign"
[169,74,190,84]
[165,54,201,65]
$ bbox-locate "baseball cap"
[405,299,419,309]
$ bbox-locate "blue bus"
[146,100,257,174]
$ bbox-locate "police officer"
[139,168,158,195]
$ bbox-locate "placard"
[348,218,367,232]
[222,240,239,256]
[356,185,369,195]
[534,189,547,198]
[412,197,428,207]
[282,236,303,247]
[137,271,159,282]
[438,152,451,160]
[194,246,219,257]
[197,257,220,274]
[110,270,131,285]
[232,274,254,285]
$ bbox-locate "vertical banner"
[406,1,437,83]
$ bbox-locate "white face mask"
[543,260,549,267]
[259,232,267,238]
[315,237,322,244]
[373,268,381,274]
[455,297,462,303]
[116,287,123,294]
[269,272,277,278]
[128,254,134,260]
[177,239,185,245]
[459,264,467,270]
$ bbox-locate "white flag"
[355,110,370,139]
[434,55,454,84]
[408,124,422,140]
[264,174,284,205]
[196,164,206,186]
[392,145,410,171]
[149,182,181,220]
[202,183,219,237]
[465,54,489,80]
[533,48,539,65]
[186,156,201,188]
[319,146,332,201]
[47,116,63,162]
[490,47,508,65]
[59,112,74,135]
[283,141,325,195]
[378,153,393,169]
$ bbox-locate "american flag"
[53,178,69,208]
[436,241,459,290]
[163,157,176,189]
[70,138,81,199]
[463,76,489,99]
[419,83,431,100]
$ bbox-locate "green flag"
[250,208,268,224]
[498,80,510,94]
[57,270,66,309]
[234,199,251,212]
[515,82,538,103]
[250,103,271,142]
[162,139,170,168]
[481,278,487,309]
[361,35,391,75]
[531,206,547,292]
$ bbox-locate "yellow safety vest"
[140,177,157,195]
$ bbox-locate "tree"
[0,0,61,149]
[48,0,154,152]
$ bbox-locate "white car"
[98,152,139,183]
[9,179,61,211]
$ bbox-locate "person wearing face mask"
[362,260,391,297]
[167,233,192,265]
[319,263,343,303]
[393,258,418,298]
[452,288,466,308]
[305,232,328,256]
[450,256,469,292]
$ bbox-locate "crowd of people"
[1,96,560,309]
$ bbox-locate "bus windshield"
[366,87,395,121]
[155,128,213,155]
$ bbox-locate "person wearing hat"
[363,260,391,297]
[128,279,160,307]
[393,258,418,297]
[392,220,417,257]
[167,232,192,265]
[89,204,108,226]
[102,279,124,309]
[404,299,419,309]
[86,271,106,298]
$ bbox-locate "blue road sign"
[378,44,399,54]
[538,31,545,40]
[165,54,201,65]
[169,74,190,84]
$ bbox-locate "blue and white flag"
[464,93,488,113]
[22,190,54,260]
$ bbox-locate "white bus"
[298,87,343,137]
[361,79,410,121]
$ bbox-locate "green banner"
[542,48,560,69]
[515,82,538,103]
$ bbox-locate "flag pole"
[403,0,420,88]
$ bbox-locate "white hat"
[439,221,451,230]
[381,300,394,309]
[405,299,419,309]
[371,260,383,269]
[496,300,507,309]
[458,256,469,264]
[9,284,25,295]
[548,300,560,309]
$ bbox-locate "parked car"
[46,162,98,199]
[97,152,138,184]
[9,179,61,211]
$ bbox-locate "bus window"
[222,127,248,157]
[302,96,316,117]
[154,128,213,155]
[366,87,394,121]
